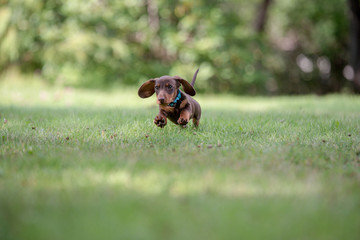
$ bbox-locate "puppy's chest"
[160,106,181,120]
[160,98,189,121]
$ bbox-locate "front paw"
[154,115,167,128]
[177,117,189,126]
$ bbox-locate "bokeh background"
[1,0,359,95]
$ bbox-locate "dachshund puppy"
[138,69,201,128]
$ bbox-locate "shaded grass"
[0,83,360,240]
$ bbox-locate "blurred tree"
[271,0,349,94]
[254,0,273,33]
[348,0,360,93]
[0,0,354,94]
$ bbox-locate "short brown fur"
[138,69,201,128]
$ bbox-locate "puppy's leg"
[193,118,200,127]
[177,110,191,126]
[154,112,167,128]
[192,100,201,128]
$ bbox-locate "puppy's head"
[138,76,196,105]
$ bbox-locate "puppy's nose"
[158,98,165,104]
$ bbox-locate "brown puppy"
[138,69,201,128]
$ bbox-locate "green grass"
[1,80,360,240]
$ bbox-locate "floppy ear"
[173,76,196,96]
[138,79,156,98]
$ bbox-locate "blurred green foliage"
[0,0,350,94]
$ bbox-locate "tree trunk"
[145,0,169,61]
[253,0,273,33]
[348,0,360,93]
[0,7,12,69]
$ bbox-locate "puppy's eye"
[167,85,173,89]
[155,86,160,90]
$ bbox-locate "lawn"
[0,79,360,240]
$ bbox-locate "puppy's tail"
[191,68,199,87]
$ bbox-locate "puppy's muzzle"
[158,97,165,104]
